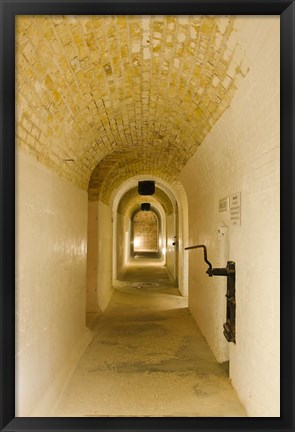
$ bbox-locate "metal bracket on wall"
[185,244,236,343]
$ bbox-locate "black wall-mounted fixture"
[138,181,155,195]
[141,203,151,211]
[185,244,236,343]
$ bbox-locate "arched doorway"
[132,210,159,253]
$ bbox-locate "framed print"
[0,0,294,431]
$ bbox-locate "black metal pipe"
[185,244,236,343]
[212,267,228,276]
[184,244,213,272]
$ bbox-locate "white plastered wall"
[87,200,114,312]
[180,17,280,416]
[116,211,129,277]
[16,149,91,416]
[166,213,177,280]
[86,201,99,313]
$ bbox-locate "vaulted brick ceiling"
[118,186,174,216]
[16,15,246,202]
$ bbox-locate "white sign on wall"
[230,192,241,225]
[218,196,230,212]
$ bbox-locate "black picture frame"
[0,0,294,431]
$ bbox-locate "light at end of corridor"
[134,237,141,247]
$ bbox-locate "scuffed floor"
[54,256,246,417]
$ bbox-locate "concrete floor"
[54,255,247,417]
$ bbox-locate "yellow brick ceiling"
[16,15,246,201]
[118,186,174,216]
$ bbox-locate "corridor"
[54,255,246,417]
[15,15,280,418]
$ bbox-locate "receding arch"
[111,174,189,296]
[131,209,159,253]
[113,188,167,281]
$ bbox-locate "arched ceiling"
[16,15,247,199]
[118,186,174,216]
[88,148,177,201]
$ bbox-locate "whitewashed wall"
[166,213,176,280]
[97,201,113,311]
[180,17,280,416]
[87,200,113,313]
[16,149,91,416]
[116,212,128,277]
[86,201,99,313]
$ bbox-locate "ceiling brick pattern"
[16,15,247,199]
